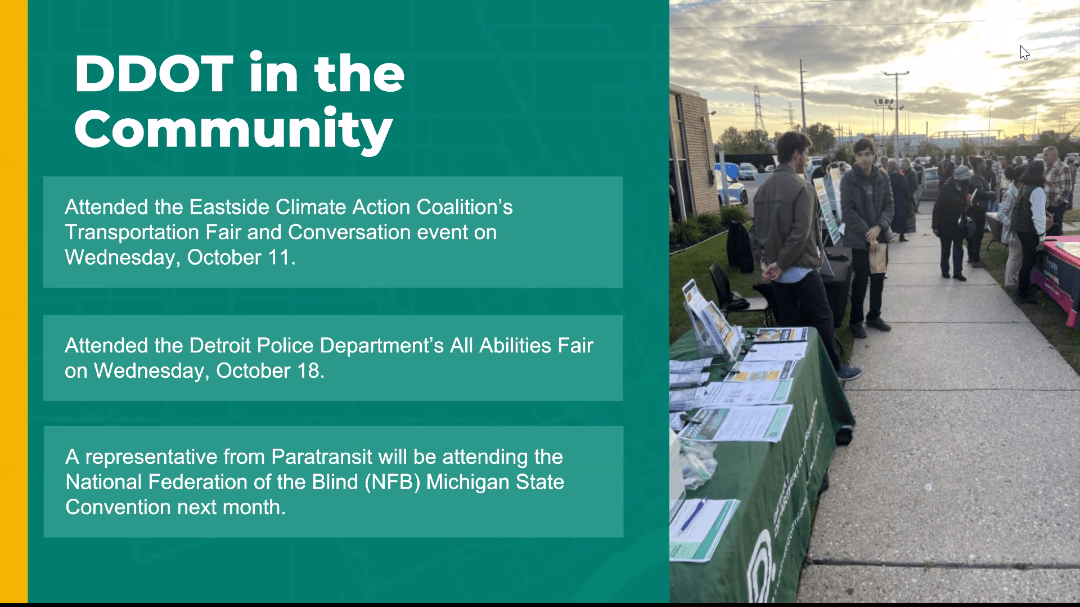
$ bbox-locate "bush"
[670,218,704,247]
[697,213,723,234]
[719,205,751,226]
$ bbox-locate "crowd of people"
[749,131,1077,385]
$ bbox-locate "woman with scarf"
[932,165,973,281]
[1012,161,1048,305]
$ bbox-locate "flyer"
[724,360,797,382]
[698,379,792,407]
[753,327,809,343]
[677,406,793,442]
[669,499,740,563]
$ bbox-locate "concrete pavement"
[798,201,1080,601]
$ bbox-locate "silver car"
[920,167,939,200]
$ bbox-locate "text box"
[43,176,623,288]
[44,315,622,401]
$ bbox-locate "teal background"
[44,176,623,288]
[44,315,623,401]
[45,426,624,538]
[30,0,668,602]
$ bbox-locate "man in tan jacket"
[752,131,861,381]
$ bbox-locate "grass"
[1064,209,1080,223]
[668,227,855,362]
[981,230,1080,374]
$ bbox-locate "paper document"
[670,412,688,432]
[678,406,792,442]
[754,327,809,342]
[669,499,740,563]
[670,358,716,374]
[670,387,707,411]
[742,342,808,362]
[699,379,792,407]
[670,372,710,389]
[724,360,797,382]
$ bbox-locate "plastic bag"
[680,439,718,491]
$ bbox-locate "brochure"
[677,406,793,442]
[724,360,797,382]
[698,379,792,407]
[753,327,809,342]
[669,499,740,563]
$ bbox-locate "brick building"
[670,84,718,227]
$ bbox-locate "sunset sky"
[670,0,1080,141]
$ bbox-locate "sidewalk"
[798,199,1080,602]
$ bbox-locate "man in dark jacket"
[932,165,973,281]
[966,157,995,267]
[940,155,956,184]
[752,132,861,381]
[840,137,895,339]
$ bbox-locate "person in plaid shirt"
[1044,146,1073,236]
[989,155,1004,212]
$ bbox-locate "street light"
[874,98,894,139]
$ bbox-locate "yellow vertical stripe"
[1,1,28,603]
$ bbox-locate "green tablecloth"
[669,328,855,603]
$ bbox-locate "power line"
[670,15,1079,29]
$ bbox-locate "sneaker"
[953,274,967,281]
[837,365,862,381]
[850,323,867,339]
[866,318,892,331]
[971,260,987,269]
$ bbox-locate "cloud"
[672,0,1080,134]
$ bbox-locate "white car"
[716,170,749,205]
[738,163,757,180]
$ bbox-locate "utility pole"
[883,70,909,163]
[788,102,795,131]
[799,60,807,133]
[753,86,767,135]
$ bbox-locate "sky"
[670,0,1080,142]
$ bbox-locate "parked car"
[920,167,939,200]
[1035,153,1045,163]
[739,163,757,180]
[715,168,749,205]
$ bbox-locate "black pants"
[1016,230,1039,298]
[772,270,842,371]
[1047,205,1066,237]
[938,225,965,276]
[850,247,884,325]
[967,208,986,262]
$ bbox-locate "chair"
[709,263,773,326]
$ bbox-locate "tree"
[917,141,943,159]
[745,129,770,153]
[805,123,836,155]
[720,126,745,152]
[833,146,852,164]
[956,136,976,159]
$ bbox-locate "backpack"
[725,221,755,274]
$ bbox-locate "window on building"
[669,92,695,222]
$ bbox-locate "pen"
[680,497,708,532]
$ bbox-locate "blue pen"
[680,497,708,532]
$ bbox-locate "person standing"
[912,158,925,213]
[1013,161,1048,304]
[1044,146,1073,236]
[903,158,920,221]
[752,131,861,381]
[840,137,895,338]
[997,164,1025,288]
[889,160,910,242]
[940,154,956,185]
[966,156,995,268]
[990,156,1005,211]
[932,165,973,281]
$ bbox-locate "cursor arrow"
[1020,45,1029,60]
